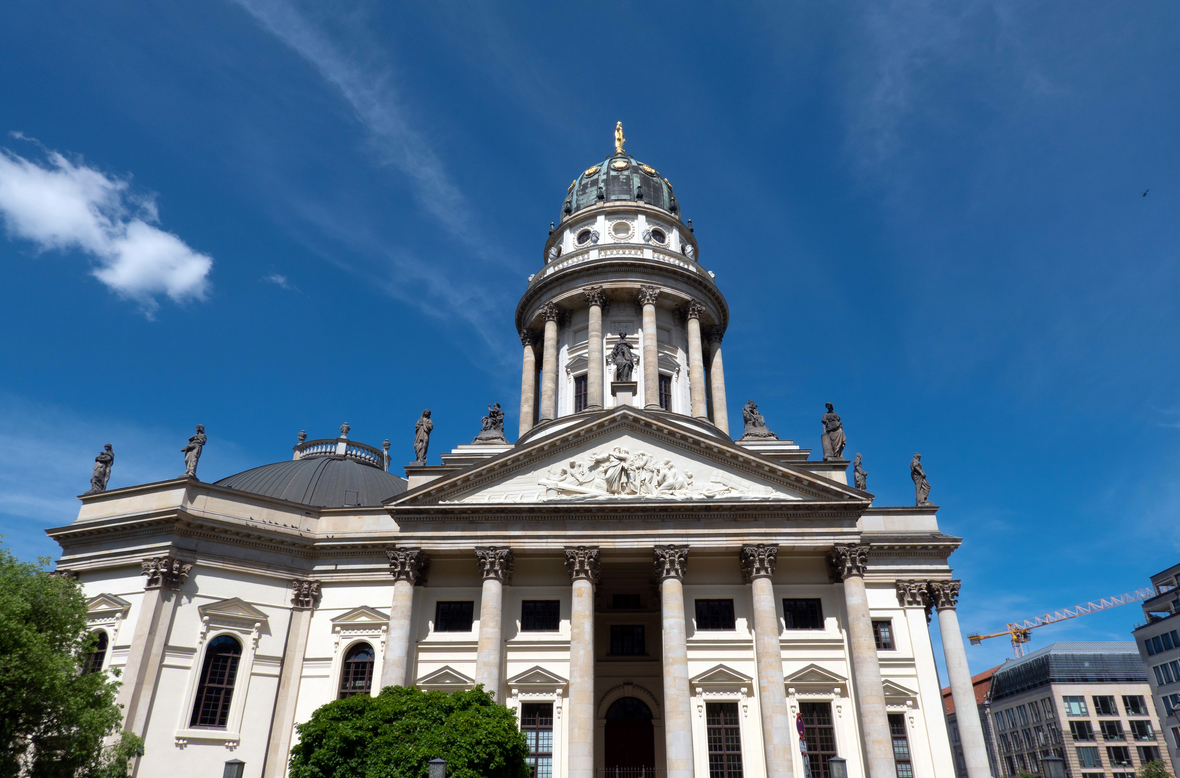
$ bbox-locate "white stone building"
[50,133,991,778]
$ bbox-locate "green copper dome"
[561,153,680,220]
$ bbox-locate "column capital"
[740,544,779,582]
[684,300,706,320]
[564,546,600,584]
[386,546,430,585]
[141,556,193,591]
[653,545,689,581]
[291,578,321,609]
[826,545,869,581]
[583,286,607,309]
[928,579,961,611]
[520,329,538,347]
[540,301,563,323]
[704,325,724,344]
[476,546,514,583]
[895,579,931,609]
[637,285,661,306]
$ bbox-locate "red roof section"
[942,666,1000,716]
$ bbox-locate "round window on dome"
[610,221,633,240]
[576,229,593,245]
[649,228,667,245]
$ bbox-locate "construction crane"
[967,587,1157,658]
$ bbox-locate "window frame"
[83,629,109,675]
[190,634,243,729]
[889,713,913,778]
[695,599,736,631]
[338,641,375,699]
[1122,695,1148,716]
[705,701,744,778]
[609,625,646,656]
[1092,695,1118,717]
[800,702,838,778]
[658,373,673,411]
[1063,695,1089,716]
[872,620,894,650]
[521,600,561,632]
[521,702,554,778]
[782,598,824,630]
[573,374,588,413]
[434,600,475,633]
[1070,720,1095,741]
[1075,745,1101,768]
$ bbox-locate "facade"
[1131,562,1180,773]
[985,643,1166,777]
[942,667,1001,778]
[50,132,992,778]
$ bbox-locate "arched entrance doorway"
[603,696,655,775]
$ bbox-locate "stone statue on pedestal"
[854,453,867,491]
[339,422,350,439]
[608,335,636,383]
[413,410,432,465]
[182,424,206,479]
[473,402,508,444]
[820,403,846,461]
[911,453,932,506]
[737,401,778,441]
[86,444,114,494]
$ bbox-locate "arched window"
[338,642,375,699]
[83,631,108,674]
[190,635,242,728]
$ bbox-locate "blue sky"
[2,1,1179,679]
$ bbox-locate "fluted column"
[539,302,561,422]
[740,545,794,778]
[565,546,599,778]
[381,547,429,688]
[638,286,661,409]
[519,331,538,437]
[930,581,991,778]
[262,580,321,778]
[475,547,513,701]
[828,545,893,778]
[705,327,729,435]
[684,301,708,419]
[654,546,693,778]
[585,287,606,411]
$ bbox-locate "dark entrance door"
[603,696,655,775]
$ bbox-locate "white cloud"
[0,140,212,317]
[263,272,294,290]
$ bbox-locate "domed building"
[49,129,990,778]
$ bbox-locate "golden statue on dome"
[614,121,625,155]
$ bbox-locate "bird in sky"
[1143,189,1149,197]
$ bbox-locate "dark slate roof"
[562,153,681,220]
[988,642,1146,702]
[215,457,407,508]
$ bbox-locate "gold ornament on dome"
[611,159,629,170]
[568,180,576,191]
[584,165,600,177]
[614,121,625,155]
[664,177,674,190]
[641,164,656,175]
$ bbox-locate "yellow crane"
[967,587,1157,658]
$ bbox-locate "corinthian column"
[584,287,606,411]
[381,547,429,688]
[638,286,661,409]
[654,546,693,778]
[519,331,538,437]
[475,547,513,700]
[565,546,599,778]
[827,545,893,778]
[930,580,991,778]
[740,545,794,778]
[262,579,321,778]
[684,301,708,419]
[539,302,562,422]
[705,327,729,435]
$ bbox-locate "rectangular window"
[1123,695,1148,716]
[705,702,743,778]
[889,714,913,778]
[573,375,588,413]
[1005,709,1017,729]
[1063,696,1089,716]
[1048,722,1060,743]
[1165,631,1176,650]
[609,625,645,656]
[995,712,1006,731]
[1106,745,1132,766]
[1042,698,1056,718]
[782,599,824,630]
[1070,720,1095,741]
[1148,637,1157,656]
[696,599,736,631]
[873,620,894,650]
[1155,666,1166,686]
[800,702,837,778]
[1100,720,1124,740]
[1138,745,1162,763]
[658,374,672,410]
[1128,720,1154,741]
[1022,728,1034,749]
[1035,725,1046,746]
[1016,705,1029,725]
[1173,726,1180,748]
[1030,702,1041,722]
[1166,693,1180,716]
[1016,754,1027,771]
[434,601,475,633]
[521,703,553,778]
[1004,756,1015,776]
[1093,695,1118,716]
[612,593,641,610]
[999,733,1011,753]
[521,600,561,632]
[1076,746,1101,768]
[1113,773,1137,778]
[1152,636,1164,655]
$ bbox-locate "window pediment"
[417,665,474,692]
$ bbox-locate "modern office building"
[1132,562,1180,774]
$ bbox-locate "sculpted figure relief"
[911,453,933,506]
[738,400,778,441]
[473,402,508,444]
[86,444,114,494]
[820,403,846,460]
[182,424,206,479]
[853,453,868,491]
[608,335,637,383]
[413,410,432,465]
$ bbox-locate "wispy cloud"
[263,272,297,291]
[0,135,212,318]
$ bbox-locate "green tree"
[289,686,530,778]
[1139,760,1173,778]
[0,545,142,778]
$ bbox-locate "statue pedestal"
[611,381,638,408]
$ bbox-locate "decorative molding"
[636,285,661,306]
[583,285,607,309]
[597,681,662,718]
[539,301,563,323]
[416,665,475,692]
[684,300,706,321]
[826,545,869,581]
[653,545,689,581]
[739,544,778,582]
[895,579,931,609]
[704,326,724,345]
[475,546,514,583]
[691,664,753,719]
[564,546,600,584]
[86,593,131,647]
[520,330,538,347]
[290,579,321,609]
[928,579,961,611]
[142,556,194,591]
[386,547,429,585]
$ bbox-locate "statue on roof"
[413,410,432,465]
[911,453,933,506]
[339,422,350,439]
[182,424,206,479]
[820,403,846,461]
[854,453,867,491]
[608,334,636,383]
[85,444,114,494]
[738,400,778,441]
[474,402,508,444]
[614,121,625,156]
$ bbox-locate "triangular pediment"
[87,593,131,615]
[882,680,918,699]
[417,666,475,689]
[785,664,847,685]
[391,408,864,509]
[197,597,269,622]
[331,606,390,625]
[691,664,753,686]
[508,666,568,687]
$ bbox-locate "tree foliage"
[289,686,530,778]
[0,545,141,778]
[1139,761,1173,778]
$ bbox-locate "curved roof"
[215,456,407,508]
[562,154,680,220]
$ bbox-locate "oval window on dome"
[610,221,633,240]
[611,159,629,170]
[640,164,656,175]
[584,166,600,177]
[649,228,667,245]
[576,229,593,245]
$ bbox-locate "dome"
[215,436,407,507]
[561,153,680,220]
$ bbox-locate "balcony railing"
[596,769,666,778]
[293,437,389,471]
